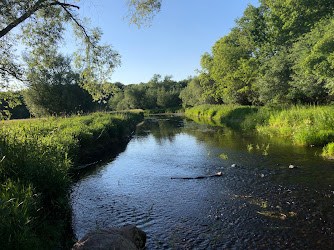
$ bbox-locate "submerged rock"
[72,225,146,250]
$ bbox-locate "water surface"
[71,116,334,249]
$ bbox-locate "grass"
[185,104,275,130]
[322,142,334,159]
[0,111,143,249]
[186,104,334,159]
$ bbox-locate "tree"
[0,0,162,117]
[0,91,29,120]
[179,77,206,107]
[0,0,158,88]
[260,0,334,47]
[126,0,162,28]
[200,29,259,105]
[24,52,95,117]
[256,47,293,104]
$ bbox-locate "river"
[71,115,334,249]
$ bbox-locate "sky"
[66,0,260,85]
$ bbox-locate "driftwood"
[171,172,222,180]
[74,160,101,170]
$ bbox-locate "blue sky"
[72,0,260,84]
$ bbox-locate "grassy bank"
[0,111,143,249]
[185,104,334,158]
[141,107,185,116]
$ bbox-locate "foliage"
[322,142,334,159]
[179,77,207,107]
[23,52,96,117]
[200,28,260,105]
[198,0,334,105]
[291,16,334,96]
[256,47,292,104]
[186,104,334,157]
[0,179,41,249]
[0,0,139,104]
[126,0,162,28]
[185,104,272,130]
[0,91,30,120]
[108,74,188,111]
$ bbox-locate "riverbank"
[0,111,143,249]
[185,104,334,158]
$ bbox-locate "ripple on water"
[71,116,334,249]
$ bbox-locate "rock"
[119,225,146,249]
[72,225,146,250]
[231,164,237,168]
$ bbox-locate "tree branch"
[59,5,95,47]
[0,0,47,38]
[0,66,26,82]
[0,0,80,39]
[49,1,80,9]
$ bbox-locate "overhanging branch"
[60,5,95,48]
[0,0,80,39]
[0,0,47,38]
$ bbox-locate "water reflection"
[136,117,183,143]
[71,115,334,249]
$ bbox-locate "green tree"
[0,0,157,91]
[157,87,181,108]
[126,0,162,28]
[24,52,95,117]
[256,47,293,104]
[200,29,259,104]
[0,91,29,120]
[179,77,206,107]
[260,0,334,47]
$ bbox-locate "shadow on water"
[71,139,131,182]
[71,115,334,249]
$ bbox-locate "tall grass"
[257,106,334,146]
[0,111,143,249]
[185,104,275,130]
[186,104,334,158]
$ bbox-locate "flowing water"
[71,115,334,249]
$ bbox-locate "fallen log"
[171,172,222,180]
[73,160,101,170]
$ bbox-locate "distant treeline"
[0,74,208,120]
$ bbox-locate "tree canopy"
[0,0,161,88]
[198,0,334,105]
[0,0,163,117]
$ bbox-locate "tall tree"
[200,29,259,105]
[24,52,95,117]
[0,0,159,88]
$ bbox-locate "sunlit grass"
[186,104,334,158]
[0,111,143,249]
[322,142,334,159]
